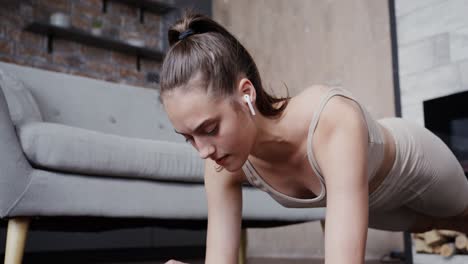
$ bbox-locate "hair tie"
[179,29,195,40]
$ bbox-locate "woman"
[161,12,468,264]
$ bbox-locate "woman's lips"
[215,155,229,165]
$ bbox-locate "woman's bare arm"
[204,159,244,264]
[315,97,370,264]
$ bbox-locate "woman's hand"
[164,259,189,264]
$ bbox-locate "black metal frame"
[388,0,413,263]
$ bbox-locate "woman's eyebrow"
[174,118,216,135]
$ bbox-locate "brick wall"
[0,0,176,88]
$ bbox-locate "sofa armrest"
[0,86,33,217]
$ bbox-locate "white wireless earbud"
[243,94,256,116]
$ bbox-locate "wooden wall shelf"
[25,22,164,71]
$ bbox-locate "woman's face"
[162,87,256,172]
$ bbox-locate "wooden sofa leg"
[4,217,30,264]
[320,219,326,234]
[238,228,247,264]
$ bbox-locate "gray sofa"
[0,61,325,262]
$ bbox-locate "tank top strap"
[306,87,351,181]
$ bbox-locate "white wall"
[396,0,468,125]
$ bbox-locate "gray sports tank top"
[241,87,385,208]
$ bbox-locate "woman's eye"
[184,137,194,144]
[206,126,218,135]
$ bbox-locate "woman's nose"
[198,142,215,159]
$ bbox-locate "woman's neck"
[249,99,301,164]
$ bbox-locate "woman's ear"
[237,77,256,103]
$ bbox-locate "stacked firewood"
[413,230,468,257]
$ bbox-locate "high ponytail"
[160,10,290,118]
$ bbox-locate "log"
[414,238,434,254]
[439,229,464,238]
[412,230,468,256]
[439,243,456,257]
[455,234,468,251]
[412,233,425,240]
[433,245,443,255]
[424,230,448,247]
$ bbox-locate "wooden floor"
[248,259,400,264]
[139,255,468,264]
[119,258,402,264]
[247,259,400,264]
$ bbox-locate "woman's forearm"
[205,238,238,264]
[324,197,368,264]
[324,225,367,264]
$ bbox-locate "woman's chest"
[249,153,323,199]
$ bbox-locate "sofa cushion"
[18,122,204,182]
[0,61,182,143]
[0,68,43,127]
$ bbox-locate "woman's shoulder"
[295,84,328,99]
[292,85,366,135]
[287,85,326,112]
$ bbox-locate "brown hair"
[160,10,290,118]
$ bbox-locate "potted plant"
[91,19,103,36]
